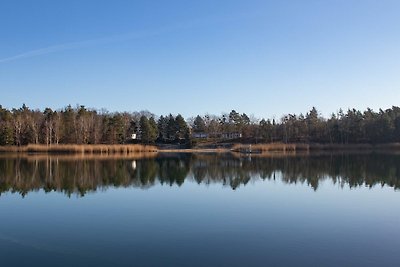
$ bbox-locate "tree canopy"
[1,104,400,145]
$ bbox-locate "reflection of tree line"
[0,153,399,197]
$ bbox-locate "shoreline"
[1,143,400,156]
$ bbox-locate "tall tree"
[157,115,168,142]
[193,115,206,133]
[175,114,189,141]
[139,116,157,144]
[0,105,14,145]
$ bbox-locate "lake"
[0,152,399,267]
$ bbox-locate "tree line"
[1,104,400,146]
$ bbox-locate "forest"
[0,104,400,146]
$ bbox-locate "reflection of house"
[221,132,242,139]
[192,132,209,139]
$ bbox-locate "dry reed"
[231,143,308,153]
[0,144,158,154]
[231,143,400,153]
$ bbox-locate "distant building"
[192,132,242,139]
[131,133,137,140]
[192,132,209,139]
[221,132,242,139]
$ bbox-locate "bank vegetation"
[1,104,400,150]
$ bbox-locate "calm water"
[0,153,399,267]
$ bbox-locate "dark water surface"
[0,153,399,267]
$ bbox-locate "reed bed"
[0,144,158,154]
[231,143,308,153]
[231,143,400,154]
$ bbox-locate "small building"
[221,132,242,139]
[192,132,209,139]
[131,133,137,140]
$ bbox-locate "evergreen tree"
[167,114,177,141]
[139,116,158,144]
[175,114,189,141]
[0,105,14,145]
[193,115,206,133]
[148,117,159,143]
[157,115,168,142]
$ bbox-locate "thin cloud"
[0,26,178,63]
[0,11,260,64]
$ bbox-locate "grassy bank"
[0,144,158,154]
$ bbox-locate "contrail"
[0,18,215,64]
[0,26,180,63]
[0,11,260,64]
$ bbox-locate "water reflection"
[0,152,399,197]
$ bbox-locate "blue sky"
[1,0,399,119]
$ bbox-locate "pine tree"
[193,115,206,133]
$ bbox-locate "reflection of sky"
[0,177,399,266]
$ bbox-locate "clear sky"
[1,0,399,119]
